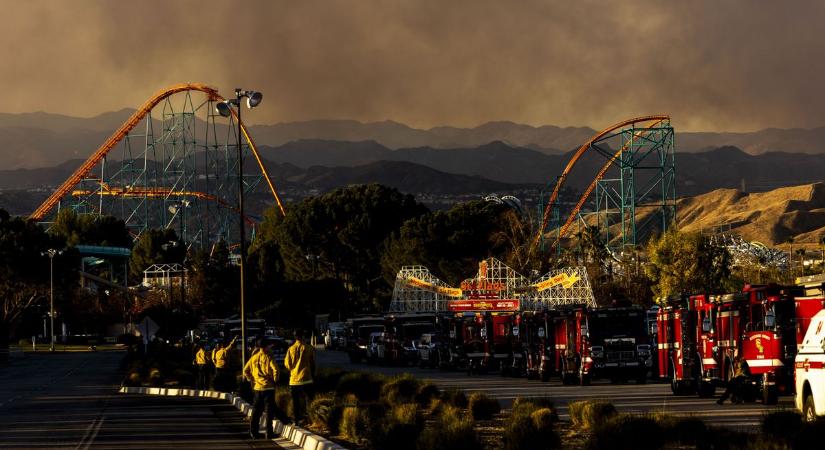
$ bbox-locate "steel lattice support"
[593,119,676,251]
[62,90,263,248]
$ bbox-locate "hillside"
[675,183,825,246]
[4,110,825,169]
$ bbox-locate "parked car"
[795,309,825,421]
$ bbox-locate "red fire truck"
[552,306,593,385]
[447,300,520,375]
[659,284,818,403]
[522,311,555,382]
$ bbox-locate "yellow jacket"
[284,340,315,386]
[214,337,237,369]
[243,349,279,391]
[194,347,209,365]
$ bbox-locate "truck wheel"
[803,395,817,422]
[580,374,591,386]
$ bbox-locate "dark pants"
[196,364,209,390]
[251,389,276,437]
[214,368,225,391]
[290,384,313,423]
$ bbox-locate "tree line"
[1,183,800,345]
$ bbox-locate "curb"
[119,386,346,450]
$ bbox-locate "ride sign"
[448,299,520,312]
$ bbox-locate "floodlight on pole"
[214,88,262,370]
[41,248,63,352]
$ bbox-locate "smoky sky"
[2,0,824,131]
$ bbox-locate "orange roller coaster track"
[532,115,672,252]
[70,187,256,226]
[29,82,286,221]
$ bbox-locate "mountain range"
[2,110,825,170]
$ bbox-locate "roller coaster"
[534,116,676,253]
[29,83,285,248]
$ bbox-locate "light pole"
[42,249,62,352]
[216,88,262,369]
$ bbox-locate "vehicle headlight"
[357,344,367,349]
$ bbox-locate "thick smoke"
[1,0,824,131]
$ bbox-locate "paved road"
[0,351,284,449]
[318,349,794,430]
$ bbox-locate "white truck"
[795,309,825,421]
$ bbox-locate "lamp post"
[216,88,262,369]
[42,249,62,352]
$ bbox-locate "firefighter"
[193,343,210,390]
[243,337,281,439]
[284,329,315,425]
[717,357,751,405]
[213,336,238,391]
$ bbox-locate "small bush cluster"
[371,404,425,450]
[569,400,617,429]
[588,414,665,450]
[504,399,560,450]
[335,372,386,402]
[416,405,483,450]
[468,392,501,420]
[440,388,469,408]
[382,374,422,405]
[274,387,293,419]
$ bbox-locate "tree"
[381,200,513,287]
[645,228,733,301]
[51,209,131,248]
[254,184,427,314]
[129,228,185,281]
[186,241,239,318]
[0,210,55,349]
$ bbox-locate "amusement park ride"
[27,82,675,264]
[29,83,286,249]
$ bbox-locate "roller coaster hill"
[28,83,286,250]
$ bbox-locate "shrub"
[308,394,335,429]
[148,367,163,387]
[124,370,141,386]
[340,406,370,443]
[793,418,825,450]
[653,414,708,446]
[275,387,293,420]
[588,414,665,450]
[415,382,441,406]
[513,397,558,422]
[503,406,560,450]
[336,372,386,402]
[468,392,501,420]
[762,410,803,444]
[440,388,468,408]
[314,367,346,393]
[416,405,483,450]
[382,374,422,406]
[371,404,424,450]
[569,400,617,429]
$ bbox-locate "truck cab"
[795,309,825,421]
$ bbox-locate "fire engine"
[552,306,592,385]
[522,311,555,382]
[658,284,814,403]
[589,306,652,383]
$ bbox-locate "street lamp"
[216,88,262,368]
[42,249,63,352]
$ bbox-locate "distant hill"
[4,110,825,169]
[675,183,825,246]
[0,158,530,216]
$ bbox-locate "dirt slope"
[675,183,825,246]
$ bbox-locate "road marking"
[75,415,105,450]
